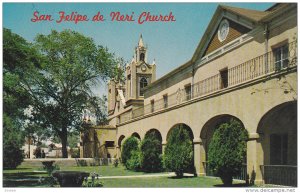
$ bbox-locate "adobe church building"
[81,3,297,186]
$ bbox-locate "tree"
[86,95,108,125]
[3,28,40,168]
[3,114,25,169]
[208,119,248,186]
[121,136,139,169]
[163,126,193,177]
[21,30,121,158]
[126,150,141,171]
[68,133,80,149]
[140,136,163,172]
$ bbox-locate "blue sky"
[3,2,274,96]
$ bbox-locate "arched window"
[139,77,148,96]
[140,53,145,61]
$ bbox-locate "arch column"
[116,145,120,159]
[193,137,202,176]
[247,133,263,185]
[199,139,206,176]
[162,140,167,154]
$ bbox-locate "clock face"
[218,19,229,42]
[141,64,147,72]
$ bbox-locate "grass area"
[3,164,276,188]
[3,164,166,177]
[60,165,167,176]
[99,176,249,188]
[3,167,50,187]
[3,165,168,187]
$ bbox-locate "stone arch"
[118,135,125,147]
[200,114,245,153]
[145,128,163,154]
[132,132,141,140]
[167,123,194,141]
[117,135,126,158]
[145,129,162,142]
[200,114,247,176]
[257,101,297,166]
[166,123,195,174]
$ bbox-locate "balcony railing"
[260,165,297,187]
[120,41,297,124]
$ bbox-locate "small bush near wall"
[121,136,139,169]
[140,137,163,172]
[76,159,88,166]
[208,119,248,186]
[126,150,141,171]
[71,148,80,158]
[163,127,193,177]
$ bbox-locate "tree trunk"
[28,136,31,159]
[61,131,68,158]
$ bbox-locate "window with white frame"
[273,44,289,70]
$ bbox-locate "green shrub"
[82,172,103,187]
[113,158,119,167]
[126,150,141,171]
[208,119,248,186]
[71,148,80,158]
[121,136,139,169]
[3,140,24,169]
[140,137,163,172]
[38,176,59,187]
[76,159,88,166]
[42,161,60,175]
[82,180,103,187]
[3,128,24,169]
[163,126,193,177]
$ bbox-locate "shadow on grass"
[3,175,53,187]
[4,167,32,171]
[3,172,48,180]
[168,176,196,179]
[214,183,252,187]
[3,179,42,187]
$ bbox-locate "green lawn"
[3,165,168,187]
[3,167,49,187]
[60,165,167,176]
[2,164,268,188]
[100,176,249,188]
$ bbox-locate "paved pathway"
[4,172,195,181]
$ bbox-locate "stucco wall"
[117,71,297,142]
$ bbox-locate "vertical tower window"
[273,44,289,70]
[140,53,145,61]
[220,68,228,89]
[127,75,131,98]
[139,77,148,96]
